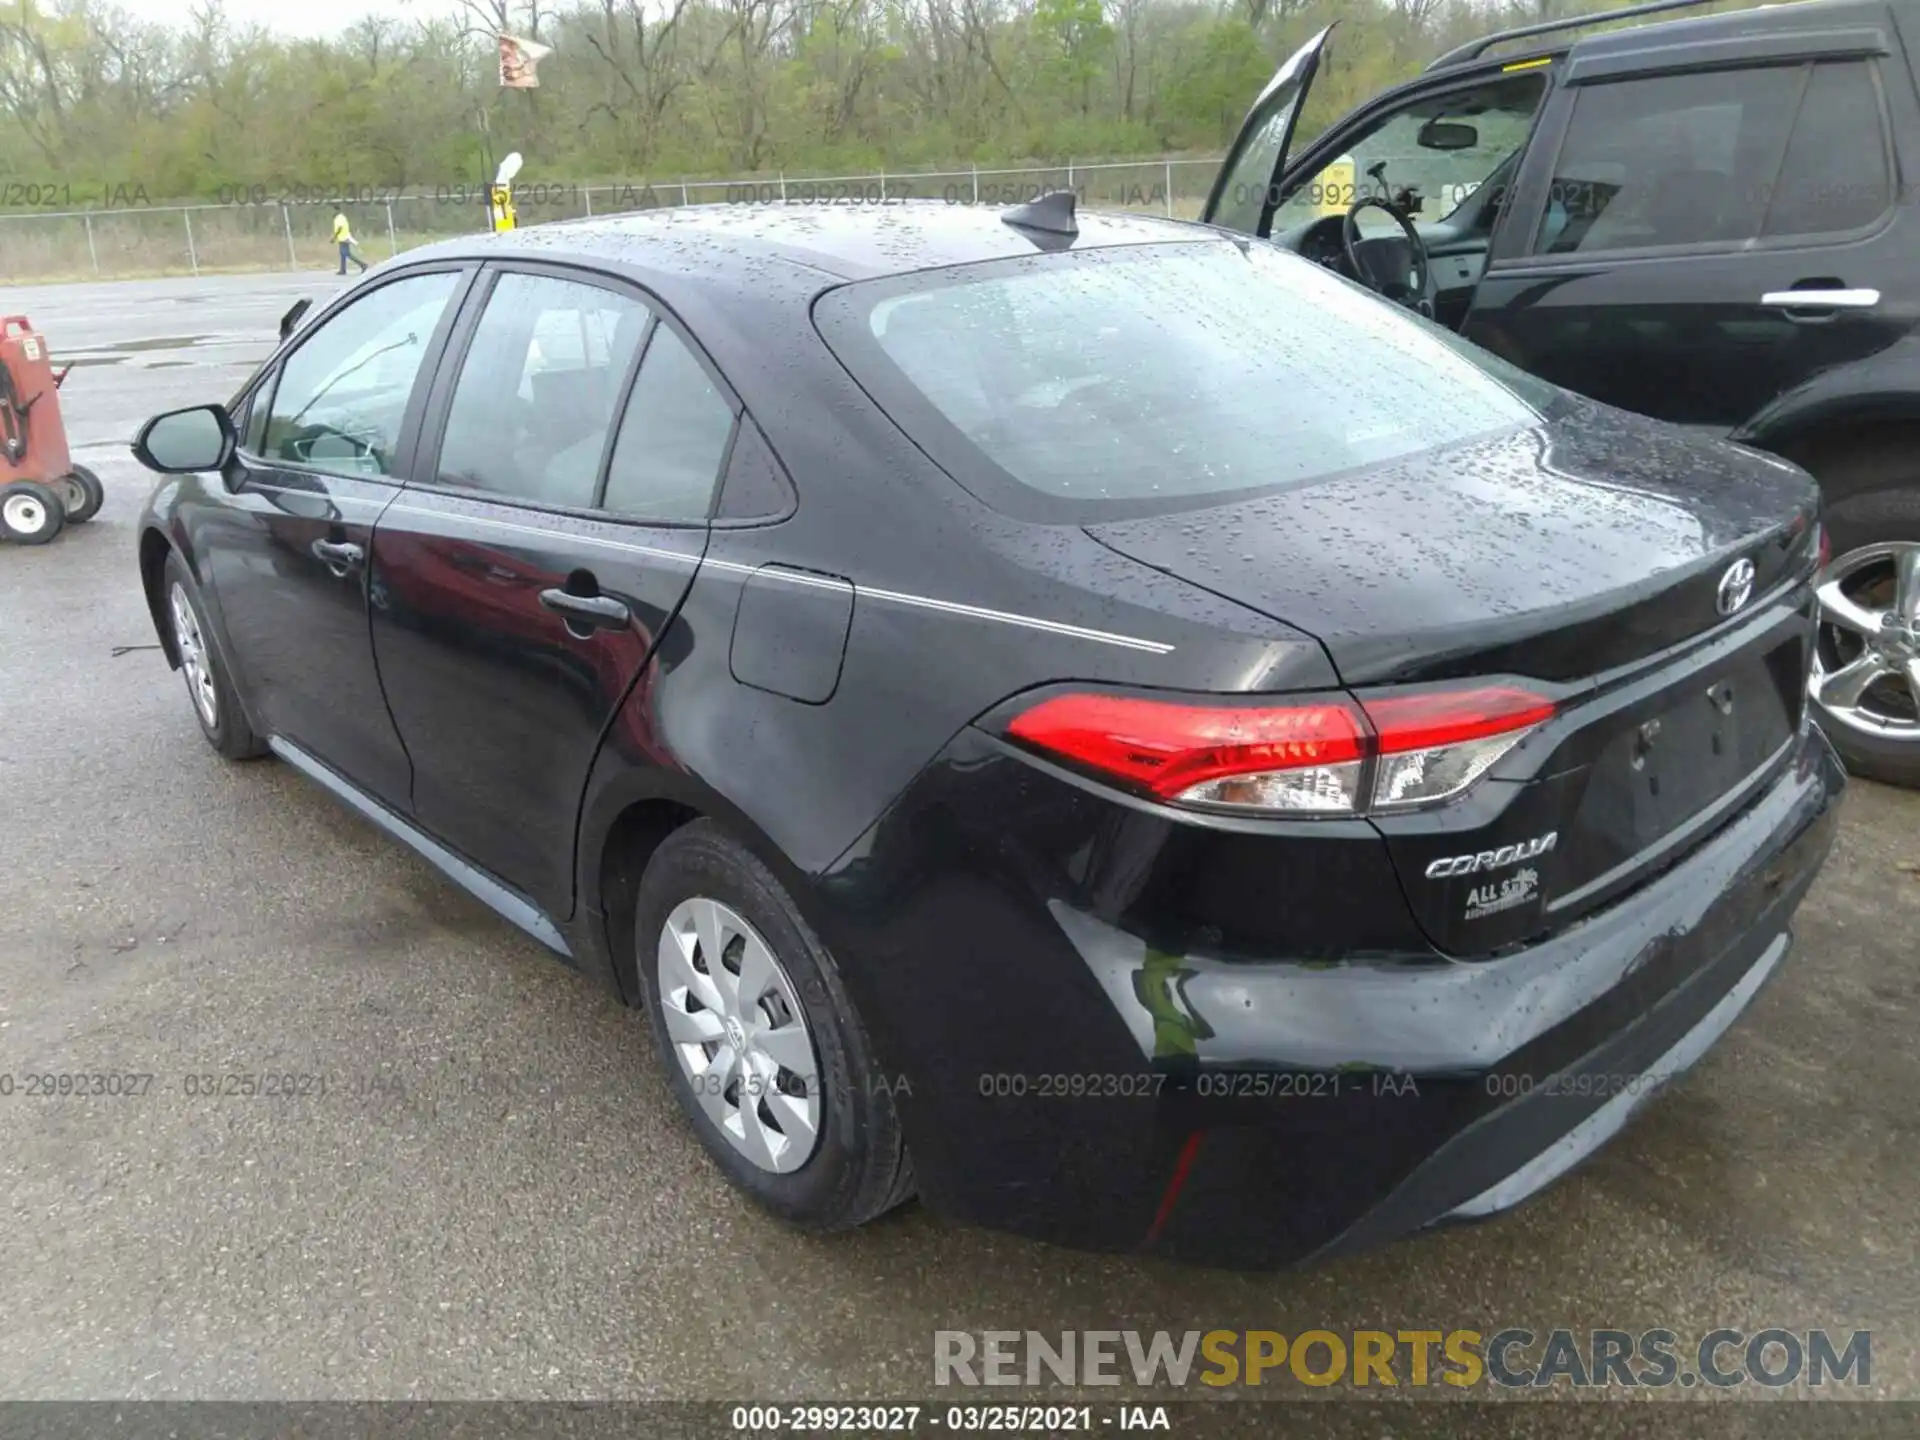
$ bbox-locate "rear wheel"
[54,465,104,524]
[1810,488,1920,787]
[634,820,913,1230]
[0,480,65,545]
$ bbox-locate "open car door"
[1201,26,1335,237]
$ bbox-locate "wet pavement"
[1,273,1916,1410]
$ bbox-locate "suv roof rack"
[1425,0,1726,72]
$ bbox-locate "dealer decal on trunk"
[1465,866,1542,921]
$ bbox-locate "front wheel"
[162,551,267,761]
[1810,489,1920,787]
[634,820,914,1230]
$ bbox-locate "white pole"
[183,209,199,275]
[583,186,593,216]
[1165,160,1174,217]
[282,204,297,269]
[386,201,396,258]
[84,213,99,273]
[972,163,979,205]
[779,170,787,202]
[880,164,887,201]
[681,182,690,207]
[1067,158,1074,192]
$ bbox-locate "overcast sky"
[113,0,432,40]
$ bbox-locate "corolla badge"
[1425,831,1558,880]
[1716,558,1757,616]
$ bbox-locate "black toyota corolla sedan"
[131,197,1843,1268]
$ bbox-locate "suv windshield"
[816,240,1558,522]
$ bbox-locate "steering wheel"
[1341,197,1433,314]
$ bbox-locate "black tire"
[161,551,268,761]
[634,820,914,1230]
[1811,484,1920,788]
[54,465,104,524]
[0,480,66,545]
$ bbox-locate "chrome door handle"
[1760,288,1879,309]
[538,588,630,630]
[311,538,364,572]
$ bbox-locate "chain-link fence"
[0,158,1225,284]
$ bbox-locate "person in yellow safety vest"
[332,211,368,275]
[489,184,517,234]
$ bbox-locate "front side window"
[435,272,652,509]
[260,271,460,476]
[817,240,1558,522]
[1274,73,1546,233]
[1535,65,1806,254]
[234,385,267,454]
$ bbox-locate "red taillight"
[1005,685,1554,815]
[1006,693,1367,800]
[1361,685,1558,811]
[1362,687,1559,754]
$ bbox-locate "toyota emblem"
[1716,558,1756,616]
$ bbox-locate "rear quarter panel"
[572,268,1337,985]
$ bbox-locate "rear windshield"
[814,239,1560,522]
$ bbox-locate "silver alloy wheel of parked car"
[169,581,220,729]
[657,896,823,1174]
[1813,541,1920,740]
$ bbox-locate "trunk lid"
[1084,405,1817,688]
[1086,407,1821,954]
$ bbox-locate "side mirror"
[1417,119,1480,152]
[132,403,236,475]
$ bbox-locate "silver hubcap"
[169,581,219,728]
[1812,541,1920,738]
[3,492,49,533]
[657,897,822,1174]
[57,476,86,510]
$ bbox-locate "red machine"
[1,315,103,545]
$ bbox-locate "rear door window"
[434,272,652,510]
[600,325,737,523]
[1534,65,1802,254]
[1759,61,1892,237]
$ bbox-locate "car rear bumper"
[813,720,1843,1269]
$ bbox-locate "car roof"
[1434,0,1903,73]
[404,199,1212,289]
[1571,0,1899,59]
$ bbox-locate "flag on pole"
[498,34,552,88]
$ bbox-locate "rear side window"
[816,241,1557,523]
[1761,61,1891,237]
[1535,59,1891,255]
[1536,66,1800,253]
[434,272,651,509]
[600,325,736,523]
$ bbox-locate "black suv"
[1204,0,1920,786]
